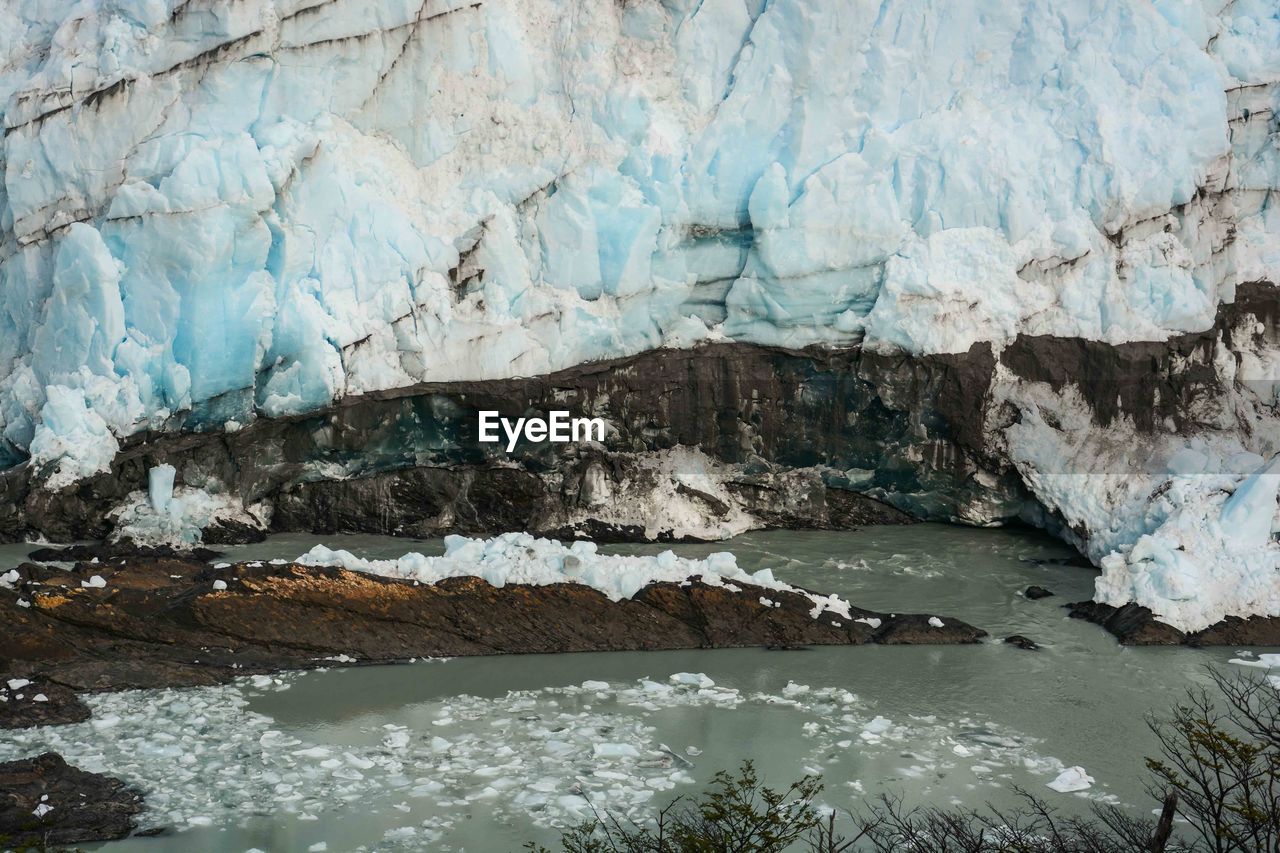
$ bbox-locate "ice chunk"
[669,673,714,688]
[1047,766,1094,793]
[593,743,640,759]
[148,464,176,514]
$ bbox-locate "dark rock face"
[1003,635,1041,651]
[1024,585,1054,600]
[0,555,986,707]
[1066,601,1280,646]
[0,342,1020,544]
[872,614,986,645]
[0,752,142,846]
[1067,602,1188,645]
[0,678,91,729]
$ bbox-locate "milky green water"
[1,525,1267,852]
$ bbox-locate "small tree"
[1144,669,1280,852]
[529,761,824,853]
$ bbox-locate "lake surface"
[1,525,1270,852]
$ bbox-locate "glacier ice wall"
[0,0,1278,628]
[1,0,1275,467]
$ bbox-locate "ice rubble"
[107,464,269,546]
[298,531,854,619]
[999,375,1280,632]
[0,669,1091,841]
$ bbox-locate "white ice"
[298,532,855,620]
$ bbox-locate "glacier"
[0,0,1278,630]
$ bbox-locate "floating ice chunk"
[1230,654,1280,669]
[862,716,893,735]
[383,727,411,750]
[1047,766,1095,793]
[580,680,610,691]
[91,713,121,729]
[593,743,640,759]
[669,673,714,688]
[293,746,331,759]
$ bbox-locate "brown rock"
[1,556,986,728]
[870,614,987,645]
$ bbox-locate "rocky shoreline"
[0,547,987,724]
[0,752,144,848]
[1067,600,1280,647]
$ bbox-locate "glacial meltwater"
[2,525,1273,852]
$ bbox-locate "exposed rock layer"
[0,553,986,710]
[3,282,1275,547]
